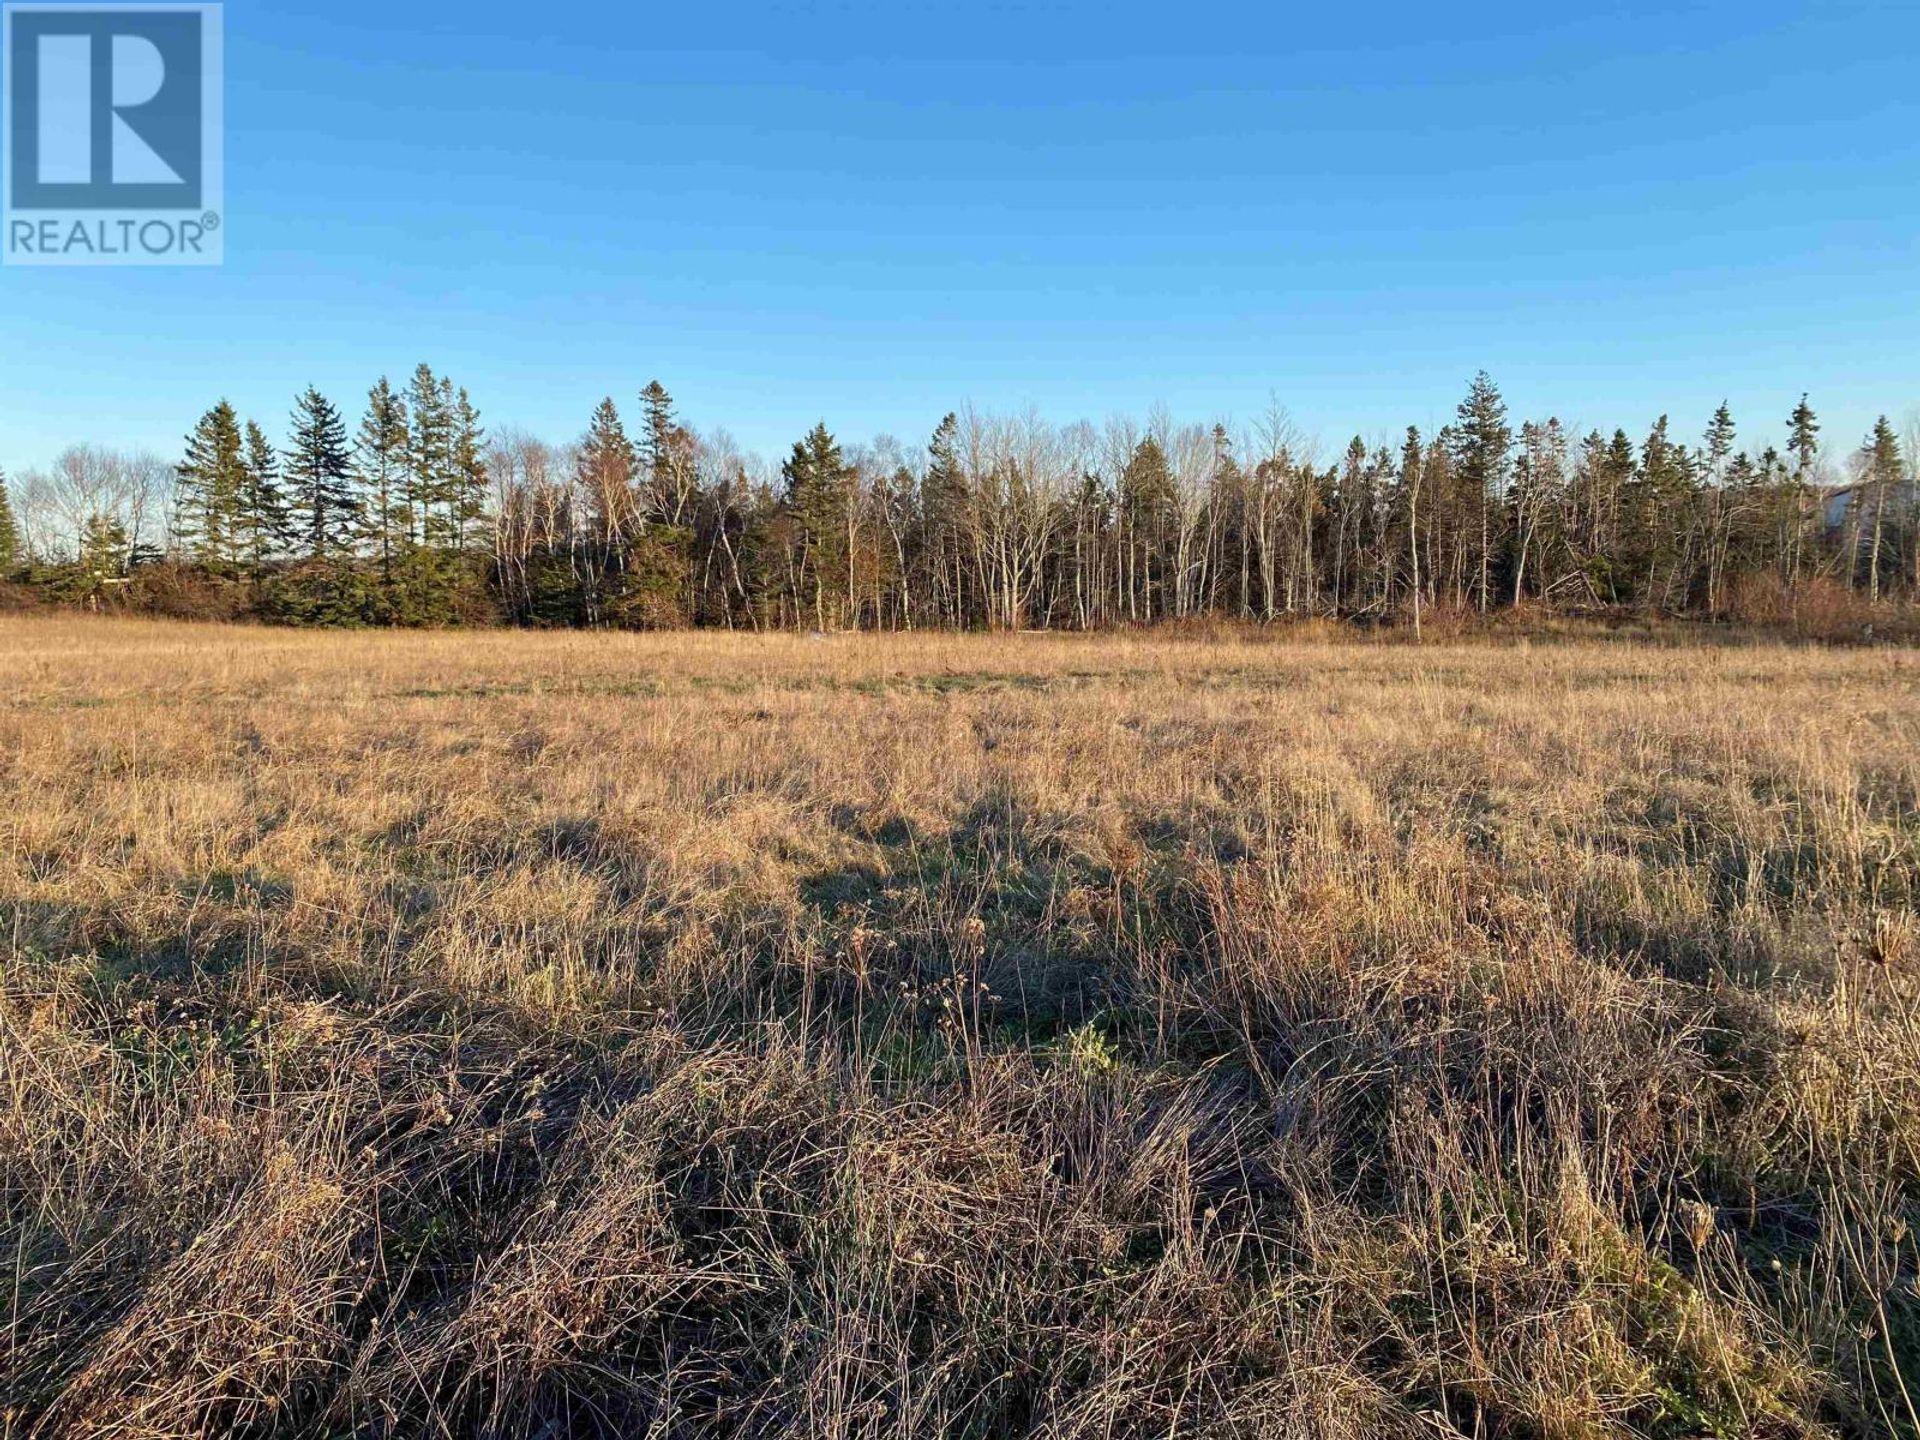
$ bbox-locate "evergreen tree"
[1787,394,1821,483]
[450,387,488,552]
[1331,435,1371,613]
[1568,429,1638,602]
[638,379,684,522]
[923,413,969,625]
[579,396,638,562]
[1860,415,1903,601]
[1448,370,1512,611]
[1623,415,1696,606]
[355,378,411,584]
[639,381,674,471]
[380,368,488,624]
[288,386,357,557]
[595,420,693,627]
[176,401,247,571]
[0,466,19,574]
[1120,437,1175,619]
[1398,426,1425,634]
[75,512,131,604]
[21,362,1920,629]
[1748,444,1810,584]
[238,420,291,573]
[407,364,453,548]
[782,422,853,628]
[1209,425,1251,617]
[1699,404,1738,611]
[1508,418,1567,605]
[1704,402,1736,484]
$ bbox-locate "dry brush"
[3,616,1919,1438]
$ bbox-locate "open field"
[5,616,1920,1438]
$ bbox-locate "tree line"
[2,370,1915,630]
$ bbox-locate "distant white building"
[1819,483,1863,532]
[1818,478,1915,534]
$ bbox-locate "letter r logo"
[6,6,207,209]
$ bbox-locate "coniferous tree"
[923,413,969,626]
[355,378,411,587]
[1120,437,1175,620]
[638,380,687,524]
[1448,371,1512,611]
[451,387,488,553]
[1508,418,1567,605]
[1330,436,1370,614]
[407,364,453,549]
[634,384,700,626]
[576,396,684,628]
[1787,395,1821,483]
[1209,425,1251,617]
[1705,403,1737,481]
[639,381,674,474]
[175,401,247,571]
[75,512,132,604]
[238,421,291,574]
[1566,429,1635,603]
[580,395,638,556]
[1744,444,1809,585]
[288,386,356,558]
[1398,426,1425,635]
[1626,415,1697,607]
[0,466,19,574]
[383,365,467,622]
[782,422,853,629]
[1600,429,1639,600]
[1700,403,1738,612]
[1860,416,1903,601]
[20,363,1920,627]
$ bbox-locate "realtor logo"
[4,3,222,265]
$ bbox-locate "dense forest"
[2,369,1914,631]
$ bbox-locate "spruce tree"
[407,365,453,549]
[1626,415,1697,606]
[1864,415,1901,490]
[239,421,291,573]
[176,401,247,572]
[781,422,853,628]
[450,387,488,552]
[1787,394,1821,483]
[1211,425,1251,616]
[639,381,674,467]
[1120,437,1175,619]
[1398,425,1425,635]
[579,397,638,559]
[637,379,698,528]
[1509,418,1568,606]
[924,413,968,625]
[288,386,357,558]
[639,380,675,514]
[584,394,686,628]
[1784,396,1826,595]
[0,466,20,575]
[1861,416,1903,601]
[1704,402,1736,484]
[355,378,411,583]
[76,512,131,602]
[1699,404,1738,612]
[1448,371,1512,611]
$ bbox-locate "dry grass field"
[5,615,1920,1439]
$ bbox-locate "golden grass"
[4,614,1920,1438]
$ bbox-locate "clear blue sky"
[4,0,1917,473]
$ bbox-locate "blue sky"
[3,0,1917,473]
